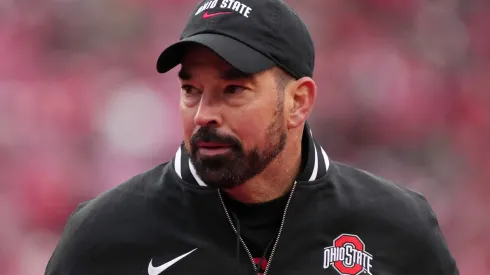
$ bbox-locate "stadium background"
[1,0,489,274]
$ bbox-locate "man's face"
[178,45,288,189]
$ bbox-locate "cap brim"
[156,33,275,74]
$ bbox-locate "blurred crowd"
[1,0,489,274]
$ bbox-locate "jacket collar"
[171,122,330,186]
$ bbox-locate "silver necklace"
[218,181,297,275]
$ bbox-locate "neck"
[223,133,303,204]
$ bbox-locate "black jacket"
[45,125,459,275]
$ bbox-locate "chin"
[199,171,245,189]
[192,159,247,189]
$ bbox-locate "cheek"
[179,107,196,142]
[230,111,271,149]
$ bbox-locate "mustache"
[190,127,242,149]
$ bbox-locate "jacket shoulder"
[330,161,440,233]
[44,162,170,275]
[332,161,427,211]
[72,161,170,220]
[329,161,459,275]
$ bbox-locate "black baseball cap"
[156,0,315,79]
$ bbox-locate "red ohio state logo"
[323,234,373,275]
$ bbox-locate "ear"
[286,77,316,129]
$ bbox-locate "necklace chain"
[218,181,297,275]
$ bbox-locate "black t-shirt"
[221,138,309,272]
[222,191,290,273]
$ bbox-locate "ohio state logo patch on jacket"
[323,234,373,275]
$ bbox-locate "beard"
[188,114,287,189]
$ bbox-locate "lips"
[196,142,232,149]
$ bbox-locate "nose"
[193,96,222,127]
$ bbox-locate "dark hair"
[274,67,293,111]
[275,67,294,92]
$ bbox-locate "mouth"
[196,142,232,148]
[196,142,233,156]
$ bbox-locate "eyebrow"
[178,67,253,82]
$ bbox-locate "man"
[45,0,459,274]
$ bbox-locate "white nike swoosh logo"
[148,248,197,275]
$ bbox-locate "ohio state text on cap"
[156,0,315,79]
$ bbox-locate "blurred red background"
[1,0,489,274]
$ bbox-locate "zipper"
[218,181,297,275]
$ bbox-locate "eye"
[181,85,201,95]
[224,85,246,94]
